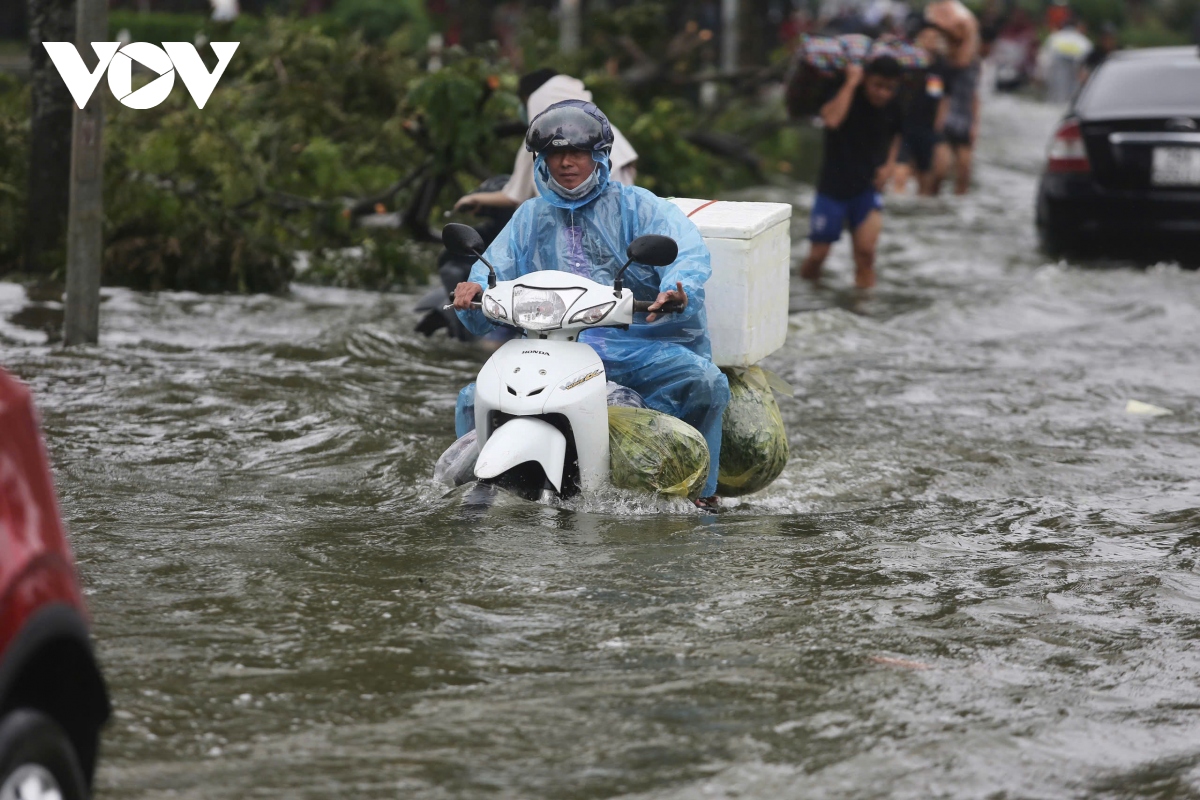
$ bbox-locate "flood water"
[4,95,1200,799]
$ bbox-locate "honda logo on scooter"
[43,41,239,110]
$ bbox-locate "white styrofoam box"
[670,198,793,368]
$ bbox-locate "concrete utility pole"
[559,0,581,55]
[721,0,738,74]
[62,0,106,346]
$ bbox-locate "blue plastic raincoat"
[455,150,730,497]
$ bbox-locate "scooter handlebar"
[443,289,483,312]
[633,300,686,314]
[444,298,679,314]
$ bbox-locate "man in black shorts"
[936,58,981,195]
[893,25,951,195]
[800,56,905,290]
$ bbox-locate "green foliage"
[94,16,480,291]
[625,97,722,197]
[582,1,676,67]
[108,10,209,43]
[107,10,265,44]
[1,1,818,292]
[515,7,576,77]
[1063,0,1128,28]
[406,57,517,174]
[1122,16,1192,47]
[327,0,430,45]
[106,3,430,48]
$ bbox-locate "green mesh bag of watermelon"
[608,406,710,500]
[717,366,790,497]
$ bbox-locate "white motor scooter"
[441,223,683,501]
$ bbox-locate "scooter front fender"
[474,417,568,493]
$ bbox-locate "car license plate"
[1152,147,1200,186]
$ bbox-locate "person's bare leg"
[891,163,914,194]
[954,145,974,195]
[926,142,951,196]
[921,144,951,196]
[915,169,932,196]
[801,241,832,283]
[851,211,883,290]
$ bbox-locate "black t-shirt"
[904,61,950,133]
[817,84,905,200]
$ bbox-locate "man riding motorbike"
[451,100,729,508]
[424,73,637,344]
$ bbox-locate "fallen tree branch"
[683,130,763,176]
[346,159,432,216]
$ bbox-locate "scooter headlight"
[483,294,507,320]
[512,286,584,330]
[569,301,616,325]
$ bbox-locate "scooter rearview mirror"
[626,235,678,267]
[442,223,497,288]
[613,235,679,296]
[443,223,485,257]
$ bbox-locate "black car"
[1036,46,1200,256]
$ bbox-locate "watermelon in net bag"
[716,366,790,497]
[608,406,710,500]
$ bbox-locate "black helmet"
[525,100,614,156]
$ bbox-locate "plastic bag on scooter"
[608,406,710,500]
[716,366,790,497]
[606,381,647,409]
[434,429,479,486]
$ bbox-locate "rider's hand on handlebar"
[453,281,484,310]
[646,282,688,322]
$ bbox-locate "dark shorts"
[899,129,944,172]
[809,189,883,244]
[945,127,974,149]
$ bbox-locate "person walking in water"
[935,56,982,195]
[1038,19,1093,103]
[892,24,952,196]
[800,56,905,290]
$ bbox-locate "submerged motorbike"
[440,223,684,501]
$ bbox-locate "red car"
[0,369,109,799]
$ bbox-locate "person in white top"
[453,70,639,212]
[1038,21,1093,104]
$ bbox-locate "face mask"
[548,167,600,201]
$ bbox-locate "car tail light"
[1047,120,1090,173]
